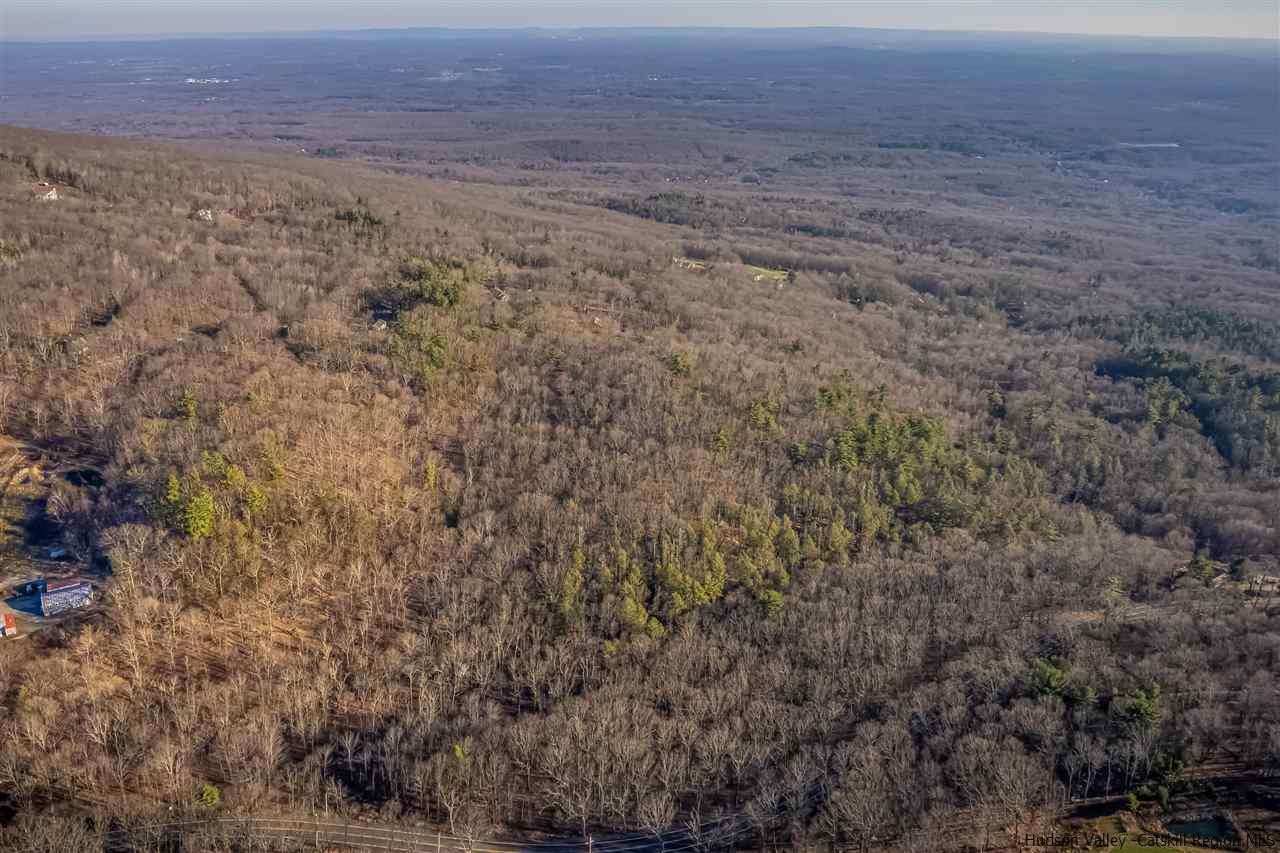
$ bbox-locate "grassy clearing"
[745,263,788,282]
[747,262,783,281]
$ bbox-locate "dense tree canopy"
[0,106,1276,852]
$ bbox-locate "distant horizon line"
[3,23,1277,46]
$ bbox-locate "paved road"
[97,766,1275,853]
[100,814,751,853]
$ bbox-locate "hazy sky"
[2,0,1277,40]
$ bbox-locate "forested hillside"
[0,117,1277,851]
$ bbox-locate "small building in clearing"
[31,182,59,201]
[39,580,93,617]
